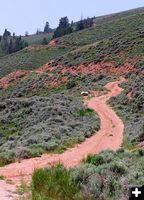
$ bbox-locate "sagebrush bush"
[98,150,115,163]
[71,163,97,184]
[81,173,103,199]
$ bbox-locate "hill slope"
[0,5,143,160]
[22,32,53,45]
[0,7,144,77]
[0,7,143,200]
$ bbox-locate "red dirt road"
[0,78,125,199]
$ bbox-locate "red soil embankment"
[0,60,135,89]
[0,70,31,89]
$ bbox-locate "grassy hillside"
[22,32,53,45]
[0,46,69,78]
[0,7,144,77]
[93,7,144,25]
[57,10,144,67]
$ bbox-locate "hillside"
[0,7,144,78]
[22,32,53,45]
[0,7,144,200]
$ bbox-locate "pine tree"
[0,29,28,55]
[53,16,72,38]
[44,22,50,33]
[76,18,84,31]
[1,29,11,54]
[83,18,93,28]
[3,29,11,39]
[13,32,16,38]
[25,31,29,37]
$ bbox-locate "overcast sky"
[0,0,143,35]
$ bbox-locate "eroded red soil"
[48,39,60,46]
[37,61,136,75]
[0,60,136,90]
[0,70,31,89]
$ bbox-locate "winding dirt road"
[0,78,125,199]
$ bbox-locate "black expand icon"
[129,185,144,200]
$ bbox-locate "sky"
[0,0,144,35]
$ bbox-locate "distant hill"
[93,6,144,25]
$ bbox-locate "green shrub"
[110,162,127,175]
[84,154,104,166]
[32,164,82,200]
[106,176,122,197]
[0,121,19,139]
[77,108,94,116]
[0,151,15,167]
[138,149,144,156]
[0,175,5,180]
[29,148,44,158]
[66,81,76,89]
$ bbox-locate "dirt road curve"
[0,77,125,199]
[0,181,19,200]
